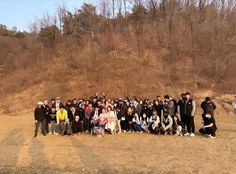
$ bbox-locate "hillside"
[0,0,235,113]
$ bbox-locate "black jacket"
[201,101,216,115]
[34,107,46,122]
[178,99,186,116]
[203,116,217,131]
[68,110,79,122]
[48,110,57,123]
[44,105,51,122]
[184,99,193,116]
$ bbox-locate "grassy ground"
[0,111,235,174]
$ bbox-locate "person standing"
[184,92,196,137]
[153,96,163,119]
[55,97,63,111]
[43,100,51,134]
[201,97,216,117]
[48,106,58,135]
[178,93,187,132]
[163,95,175,118]
[84,103,94,133]
[34,101,46,137]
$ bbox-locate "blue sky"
[0,0,98,31]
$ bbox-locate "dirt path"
[0,113,235,174]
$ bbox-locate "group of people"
[34,92,218,138]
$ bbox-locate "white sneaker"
[184,132,190,136]
[54,132,58,135]
[190,133,195,137]
[48,132,52,135]
[209,135,216,139]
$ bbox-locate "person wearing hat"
[34,101,46,137]
[201,97,216,117]
[199,112,217,138]
[183,92,196,137]
[56,105,68,135]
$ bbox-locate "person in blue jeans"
[133,113,142,132]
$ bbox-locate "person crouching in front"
[148,110,161,134]
[161,114,173,135]
[199,112,217,138]
[56,105,68,135]
[172,115,183,136]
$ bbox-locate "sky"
[0,0,98,32]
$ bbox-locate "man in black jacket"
[183,92,196,137]
[34,101,46,137]
[178,93,187,132]
[201,97,216,117]
[43,100,51,134]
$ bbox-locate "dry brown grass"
[0,104,235,174]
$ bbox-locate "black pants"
[44,120,49,134]
[120,120,127,131]
[186,116,195,133]
[35,120,46,137]
[148,123,160,134]
[199,127,216,136]
[84,118,91,131]
[180,114,187,131]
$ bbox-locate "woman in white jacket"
[105,106,117,134]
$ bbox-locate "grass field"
[0,111,235,174]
